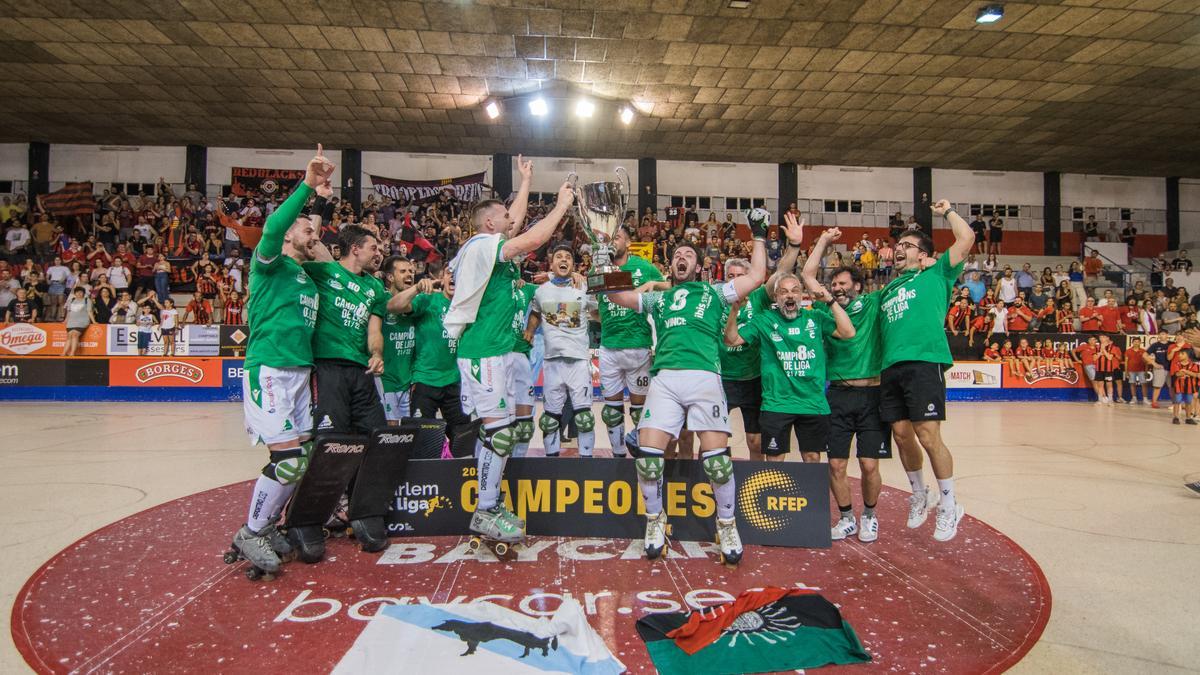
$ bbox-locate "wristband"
[942,208,956,219]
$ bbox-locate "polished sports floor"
[2,400,1198,673]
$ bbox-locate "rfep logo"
[738,469,806,533]
[134,361,204,384]
[0,324,47,355]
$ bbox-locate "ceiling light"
[728,1,751,8]
[975,4,1004,23]
[574,99,595,118]
[485,101,500,119]
[619,106,634,125]
[529,98,548,116]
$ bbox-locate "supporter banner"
[945,362,1001,389]
[1002,362,1089,389]
[106,324,220,356]
[0,323,107,356]
[950,331,1122,361]
[388,458,831,548]
[370,172,486,205]
[109,357,225,387]
[230,167,306,198]
[41,181,95,218]
[628,242,654,262]
[219,325,250,356]
[0,358,108,387]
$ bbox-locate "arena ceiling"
[0,0,1198,177]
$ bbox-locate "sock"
[937,478,957,512]
[476,421,510,511]
[246,475,295,532]
[579,429,595,457]
[713,473,737,520]
[838,504,853,521]
[907,470,926,495]
[862,502,876,519]
[638,447,664,515]
[605,404,625,456]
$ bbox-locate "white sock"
[605,404,625,456]
[907,470,926,495]
[937,478,957,512]
[246,475,294,532]
[579,429,595,457]
[476,421,510,511]
[543,413,562,456]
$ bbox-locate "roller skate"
[259,517,296,562]
[715,517,743,568]
[643,511,668,560]
[468,506,524,560]
[349,516,390,553]
[287,524,326,564]
[225,525,281,581]
[324,493,352,538]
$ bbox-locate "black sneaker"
[1173,418,1181,425]
[1187,418,1198,426]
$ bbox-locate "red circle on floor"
[12,480,1049,674]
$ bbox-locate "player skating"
[445,156,573,553]
[607,209,770,565]
[228,145,333,579]
[533,245,598,457]
[879,200,974,541]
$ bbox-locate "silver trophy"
[567,167,633,293]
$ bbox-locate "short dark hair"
[899,230,934,255]
[382,254,411,278]
[672,242,701,260]
[550,243,575,260]
[830,266,864,286]
[337,225,376,258]
[470,199,505,227]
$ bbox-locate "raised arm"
[258,144,333,261]
[802,227,840,297]
[387,278,433,315]
[932,199,973,267]
[828,299,855,340]
[730,211,768,301]
[501,182,575,260]
[766,213,805,299]
[724,300,746,347]
[506,155,533,229]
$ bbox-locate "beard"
[780,300,799,320]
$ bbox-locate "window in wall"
[752,198,765,209]
[0,181,11,193]
[835,199,848,212]
[739,197,752,210]
[698,196,711,210]
[685,198,695,208]
[823,199,836,212]
[1072,207,1084,219]
[969,204,982,216]
[850,200,862,213]
[1007,205,1019,217]
[726,197,739,210]
[670,195,684,207]
[1120,208,1132,220]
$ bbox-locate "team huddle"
[229,147,977,575]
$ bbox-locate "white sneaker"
[1106,397,1115,406]
[858,514,879,543]
[830,517,858,541]
[933,503,965,542]
[906,488,930,529]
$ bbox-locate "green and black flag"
[635,587,870,675]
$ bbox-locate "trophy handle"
[614,166,631,221]
[565,171,587,226]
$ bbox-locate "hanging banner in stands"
[369,172,486,205]
[109,358,225,387]
[387,458,831,548]
[627,242,654,262]
[219,325,250,357]
[0,323,107,356]
[1002,362,1089,389]
[105,324,220,356]
[230,167,306,198]
[945,362,1002,388]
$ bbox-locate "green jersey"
[511,282,536,355]
[879,252,964,369]
[410,292,459,387]
[303,261,389,367]
[380,310,415,392]
[457,238,519,360]
[245,182,319,369]
[817,291,883,381]
[720,285,770,381]
[598,255,663,349]
[737,307,836,415]
[640,280,734,375]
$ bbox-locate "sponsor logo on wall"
[109,358,224,387]
[0,324,47,355]
[945,362,1002,388]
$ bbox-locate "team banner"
[369,171,486,205]
[388,458,831,548]
[230,167,306,198]
[0,323,106,356]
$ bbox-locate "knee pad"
[262,447,308,485]
[702,449,734,485]
[601,404,624,428]
[630,405,644,426]
[479,420,517,457]
[515,416,534,443]
[635,455,665,482]
[538,412,561,436]
[574,409,595,433]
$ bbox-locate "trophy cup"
[567,168,634,293]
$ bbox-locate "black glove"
[746,208,770,240]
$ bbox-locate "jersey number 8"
[668,288,689,311]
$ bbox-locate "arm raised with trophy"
[500,181,574,261]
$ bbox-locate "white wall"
[49,144,185,184]
[932,169,1044,232]
[1181,180,1200,248]
[207,147,343,188]
[0,143,26,181]
[802,165,911,202]
[658,160,776,198]
[518,156,637,198]
[1061,174,1165,209]
[363,152,490,188]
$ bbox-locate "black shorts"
[759,411,829,456]
[827,385,893,460]
[989,230,1004,243]
[160,327,175,337]
[312,359,387,437]
[722,377,762,435]
[1098,369,1115,382]
[412,381,471,437]
[880,361,947,423]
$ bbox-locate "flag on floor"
[40,182,95,218]
[635,587,870,674]
[332,598,625,675]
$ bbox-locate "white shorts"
[638,369,730,438]
[543,358,593,415]
[507,352,535,409]
[458,355,515,421]
[374,375,412,422]
[243,365,312,446]
[599,347,652,399]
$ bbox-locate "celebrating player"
[607,208,770,565]
[533,245,599,457]
[378,256,417,424]
[444,156,573,547]
[231,145,333,575]
[879,199,974,542]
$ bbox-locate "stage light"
[575,99,595,118]
[485,101,500,119]
[619,106,634,125]
[976,4,1004,23]
[529,98,548,116]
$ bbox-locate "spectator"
[1068,262,1087,308]
[4,220,31,257]
[0,268,17,309]
[61,287,93,356]
[1105,221,1120,244]
[877,241,893,278]
[1161,302,1183,334]
[969,214,986,254]
[93,287,115,324]
[1079,297,1101,332]
[1083,215,1100,242]
[1120,222,1136,253]
[1171,250,1192,272]
[223,289,245,325]
[1119,297,1141,334]
[1040,266,1055,288]
[1056,301,1075,333]
[111,291,137,324]
[995,267,1018,305]
[1083,248,1104,282]
[107,257,131,293]
[42,256,68,322]
[135,245,158,295]
[946,298,971,336]
[1170,349,1199,424]
[1097,297,1121,333]
[153,254,172,303]
[1034,298,1056,331]
[987,216,1004,255]
[1007,298,1034,332]
[5,286,39,322]
[1028,284,1050,310]
[159,298,179,356]
[184,290,211,325]
[1016,263,1035,299]
[135,303,157,355]
[1139,299,1157,334]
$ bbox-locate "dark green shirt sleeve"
[409,292,429,318]
[370,278,389,318]
[257,182,314,262]
[736,315,759,345]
